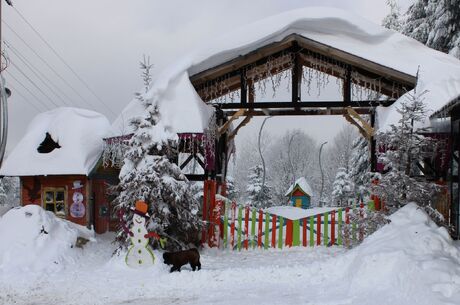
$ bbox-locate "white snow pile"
[0,205,95,275]
[0,107,111,176]
[265,205,337,220]
[339,202,460,304]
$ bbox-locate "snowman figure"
[125,200,159,268]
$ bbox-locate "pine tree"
[225,176,239,201]
[400,0,460,59]
[382,0,403,31]
[331,167,354,206]
[246,165,273,208]
[0,177,19,206]
[114,103,201,251]
[373,87,441,222]
[350,136,371,197]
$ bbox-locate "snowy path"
[0,234,352,305]
[2,204,460,305]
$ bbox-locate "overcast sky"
[1,0,412,154]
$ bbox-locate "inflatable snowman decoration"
[125,200,159,268]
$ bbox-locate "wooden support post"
[278,216,284,249]
[309,216,314,247]
[359,202,365,242]
[223,201,229,249]
[240,71,247,106]
[264,212,270,250]
[293,219,300,247]
[316,214,321,246]
[285,219,293,247]
[344,65,352,103]
[244,205,249,250]
[207,181,217,247]
[214,200,222,248]
[257,209,263,248]
[302,218,307,247]
[271,214,277,248]
[370,111,377,172]
[237,206,243,251]
[251,208,256,248]
[292,51,302,105]
[331,210,336,246]
[324,212,329,246]
[201,180,209,245]
[230,202,236,249]
[345,207,350,248]
[338,208,343,246]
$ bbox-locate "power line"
[5,70,51,111]
[4,39,80,107]
[9,60,61,108]
[2,21,96,110]
[4,40,71,107]
[6,82,41,112]
[12,7,117,116]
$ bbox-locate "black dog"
[163,248,201,272]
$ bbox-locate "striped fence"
[205,198,368,250]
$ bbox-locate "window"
[44,188,66,217]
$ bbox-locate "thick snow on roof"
[285,177,313,196]
[112,72,214,136]
[116,7,460,135]
[0,107,111,176]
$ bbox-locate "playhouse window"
[44,188,66,217]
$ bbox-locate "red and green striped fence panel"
[211,198,369,250]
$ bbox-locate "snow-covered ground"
[1,203,460,305]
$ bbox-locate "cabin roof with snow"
[0,107,111,176]
[114,7,460,137]
[285,177,313,197]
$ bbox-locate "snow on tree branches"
[114,101,201,251]
[331,167,354,207]
[246,165,273,209]
[373,87,442,224]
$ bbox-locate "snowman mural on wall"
[70,180,85,218]
[124,200,160,268]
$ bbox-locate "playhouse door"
[295,198,302,208]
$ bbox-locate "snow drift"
[0,205,94,275]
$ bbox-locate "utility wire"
[2,21,95,110]
[6,83,41,112]
[4,40,80,107]
[9,60,61,108]
[12,7,116,116]
[4,41,71,107]
[5,70,51,111]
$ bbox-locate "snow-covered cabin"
[0,107,112,233]
[285,177,313,209]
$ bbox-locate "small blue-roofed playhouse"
[285,177,313,209]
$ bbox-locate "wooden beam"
[218,108,246,135]
[228,115,253,141]
[240,71,247,105]
[224,108,372,116]
[218,100,394,109]
[344,107,374,139]
[292,50,302,103]
[344,65,351,103]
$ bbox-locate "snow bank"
[0,205,94,275]
[0,107,111,176]
[340,203,460,304]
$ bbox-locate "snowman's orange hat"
[130,200,150,218]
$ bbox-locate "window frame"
[43,187,67,218]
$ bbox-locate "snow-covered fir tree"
[350,136,371,197]
[399,0,460,59]
[331,167,354,206]
[373,86,441,222]
[225,176,239,201]
[114,103,201,251]
[382,0,402,31]
[246,165,273,208]
[0,177,19,206]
